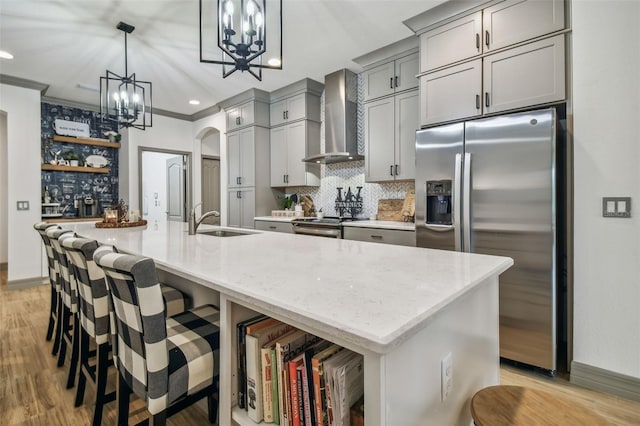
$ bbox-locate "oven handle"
[292,225,342,238]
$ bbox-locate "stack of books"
[236,316,364,426]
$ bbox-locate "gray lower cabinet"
[343,227,416,247]
[254,220,293,234]
[228,188,255,229]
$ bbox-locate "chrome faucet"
[188,202,220,235]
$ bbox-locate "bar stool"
[46,227,82,390]
[94,245,220,426]
[63,237,191,426]
[33,222,62,353]
[470,385,610,425]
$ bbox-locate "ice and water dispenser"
[426,180,452,225]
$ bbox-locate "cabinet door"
[285,93,306,122]
[239,101,255,127]
[483,0,565,52]
[227,131,241,188]
[420,59,482,127]
[270,126,288,186]
[362,61,395,102]
[238,127,255,187]
[270,99,287,127]
[227,107,241,131]
[394,91,418,181]
[240,188,255,229]
[364,97,395,182]
[483,35,565,114]
[227,189,241,227]
[395,53,419,92]
[285,121,308,186]
[343,227,416,246]
[420,11,482,73]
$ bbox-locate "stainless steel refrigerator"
[415,108,557,372]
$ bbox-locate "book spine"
[237,322,247,409]
[324,362,333,426]
[246,334,264,422]
[312,358,323,426]
[272,348,280,425]
[289,361,301,426]
[277,343,288,426]
[262,348,274,423]
[301,363,312,426]
[297,367,306,426]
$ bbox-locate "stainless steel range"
[291,217,363,238]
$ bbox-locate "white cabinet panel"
[269,99,287,127]
[395,91,418,181]
[364,97,395,182]
[285,121,308,187]
[483,0,565,52]
[285,93,307,122]
[362,61,395,102]
[269,126,288,186]
[420,59,482,126]
[420,11,482,73]
[269,121,320,187]
[395,54,419,92]
[483,35,565,114]
[228,127,255,188]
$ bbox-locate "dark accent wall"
[41,102,119,218]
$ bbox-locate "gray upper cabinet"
[420,11,483,73]
[420,59,482,126]
[483,34,565,114]
[226,100,269,131]
[270,93,320,127]
[227,127,256,188]
[483,0,565,52]
[365,90,418,182]
[419,0,565,73]
[270,121,320,187]
[362,53,419,102]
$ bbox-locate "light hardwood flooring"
[1,271,639,425]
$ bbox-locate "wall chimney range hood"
[303,69,363,164]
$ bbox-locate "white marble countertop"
[342,220,415,231]
[68,221,512,354]
[254,216,297,222]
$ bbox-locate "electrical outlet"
[441,352,453,401]
[16,201,30,211]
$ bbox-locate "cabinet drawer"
[344,227,415,246]
[254,220,293,234]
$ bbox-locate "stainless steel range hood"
[303,69,363,164]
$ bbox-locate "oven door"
[292,223,342,238]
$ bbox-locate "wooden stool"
[471,385,610,425]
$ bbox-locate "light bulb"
[223,13,230,28]
[246,0,255,16]
[113,93,120,102]
[255,12,263,28]
[224,0,234,15]
[120,91,128,101]
[133,93,140,103]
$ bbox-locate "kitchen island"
[69,221,512,426]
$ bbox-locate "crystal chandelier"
[100,22,152,130]
[199,0,283,81]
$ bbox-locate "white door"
[166,155,185,222]
[395,91,418,180]
[202,157,220,225]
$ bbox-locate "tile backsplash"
[287,74,414,218]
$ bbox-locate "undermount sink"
[197,229,253,237]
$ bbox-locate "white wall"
[573,0,640,378]
[0,112,8,264]
[202,128,221,157]
[0,84,42,282]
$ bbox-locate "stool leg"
[74,328,89,407]
[151,411,167,426]
[116,372,131,426]
[46,285,57,341]
[57,306,70,367]
[66,313,80,388]
[207,393,218,424]
[92,343,111,426]
[52,292,63,356]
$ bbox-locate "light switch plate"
[16,201,30,211]
[602,197,631,218]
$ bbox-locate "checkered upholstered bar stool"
[46,227,81,389]
[63,237,191,426]
[94,245,220,426]
[33,222,62,353]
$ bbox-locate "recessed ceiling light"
[0,50,14,60]
[189,99,200,105]
[77,83,100,92]
[268,57,281,67]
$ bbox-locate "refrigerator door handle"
[424,224,454,232]
[454,153,462,252]
[463,152,472,252]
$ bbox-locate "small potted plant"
[62,150,82,167]
[104,130,121,142]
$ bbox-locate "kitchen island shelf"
[41,164,109,174]
[52,134,121,148]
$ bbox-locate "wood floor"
[1,270,639,425]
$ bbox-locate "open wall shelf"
[52,135,121,149]
[42,164,110,174]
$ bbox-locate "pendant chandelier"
[199,0,283,81]
[100,22,152,130]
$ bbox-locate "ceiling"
[0,0,445,116]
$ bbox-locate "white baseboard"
[571,361,640,402]
[7,276,47,290]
